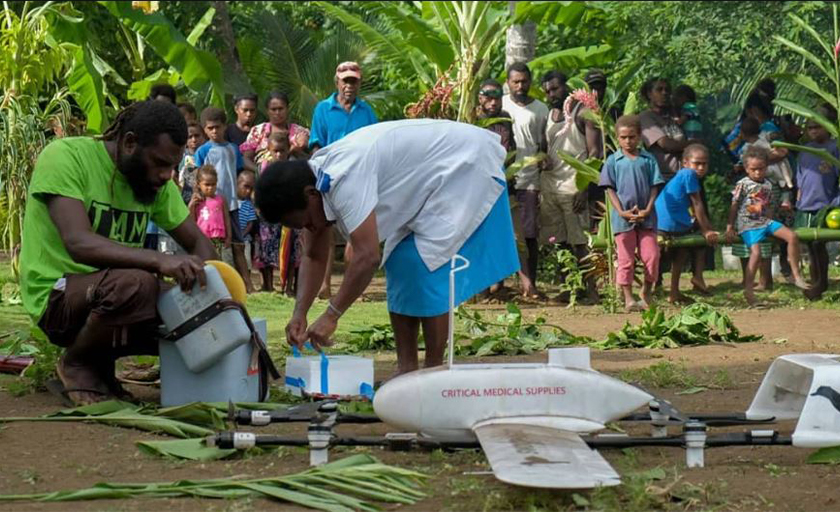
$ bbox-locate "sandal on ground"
[45,378,112,407]
[55,358,114,407]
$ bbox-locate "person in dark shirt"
[225,93,258,147]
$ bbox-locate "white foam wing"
[473,420,621,489]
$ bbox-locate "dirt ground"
[2,278,840,511]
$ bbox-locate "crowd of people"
[145,62,378,299]
[482,65,839,310]
[18,57,840,404]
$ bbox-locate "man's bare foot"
[744,289,757,307]
[690,277,711,296]
[793,276,811,291]
[56,355,112,406]
[668,293,694,305]
[318,287,331,300]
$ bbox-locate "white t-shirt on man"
[502,95,549,191]
[308,119,507,272]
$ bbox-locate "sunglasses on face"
[480,89,503,98]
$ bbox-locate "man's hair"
[479,78,502,90]
[740,116,761,137]
[234,93,258,107]
[615,114,641,133]
[541,70,567,86]
[200,106,227,126]
[682,143,708,160]
[744,92,773,118]
[99,100,188,146]
[149,83,177,104]
[507,62,532,80]
[743,144,769,165]
[673,84,696,103]
[177,102,196,117]
[266,90,290,108]
[196,164,218,182]
[640,77,669,102]
[254,160,316,224]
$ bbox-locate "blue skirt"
[384,189,519,317]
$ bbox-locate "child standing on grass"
[726,146,810,306]
[600,115,665,312]
[254,131,291,292]
[190,165,232,261]
[795,114,840,300]
[655,143,719,304]
[235,170,258,293]
[195,107,244,269]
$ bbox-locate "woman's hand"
[285,313,308,348]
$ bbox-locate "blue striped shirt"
[238,199,257,240]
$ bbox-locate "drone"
[209,257,840,489]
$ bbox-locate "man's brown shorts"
[38,268,161,350]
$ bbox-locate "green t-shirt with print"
[20,137,189,321]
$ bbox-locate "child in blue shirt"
[600,115,665,311]
[655,143,719,304]
[195,107,244,269]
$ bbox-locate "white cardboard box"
[285,355,374,397]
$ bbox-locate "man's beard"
[481,105,501,117]
[550,96,566,109]
[512,92,529,103]
[118,150,158,205]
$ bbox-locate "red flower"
[834,38,840,58]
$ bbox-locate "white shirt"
[308,119,506,272]
[502,95,548,191]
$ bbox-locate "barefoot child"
[254,131,291,292]
[600,115,665,311]
[235,170,258,293]
[726,146,809,306]
[189,165,232,260]
[795,114,840,300]
[655,144,719,304]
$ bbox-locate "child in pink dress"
[189,165,232,260]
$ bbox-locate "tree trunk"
[505,1,536,71]
[211,1,245,84]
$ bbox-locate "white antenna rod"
[448,255,470,368]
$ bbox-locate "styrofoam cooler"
[159,318,267,406]
[285,354,374,397]
[157,264,251,373]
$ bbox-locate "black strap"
[161,299,280,400]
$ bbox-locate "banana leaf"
[98,1,225,107]
[136,438,236,461]
[774,73,838,110]
[773,99,839,138]
[772,141,840,169]
[0,409,213,438]
[807,445,840,464]
[0,454,428,511]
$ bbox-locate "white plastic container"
[157,264,251,373]
[159,318,267,406]
[285,354,374,397]
[721,246,740,271]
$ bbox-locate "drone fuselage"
[373,359,653,441]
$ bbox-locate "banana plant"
[771,4,840,168]
[316,1,608,123]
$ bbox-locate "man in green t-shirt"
[20,100,217,405]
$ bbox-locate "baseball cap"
[584,69,607,86]
[336,61,362,80]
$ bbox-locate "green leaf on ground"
[807,445,840,464]
[137,438,236,461]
